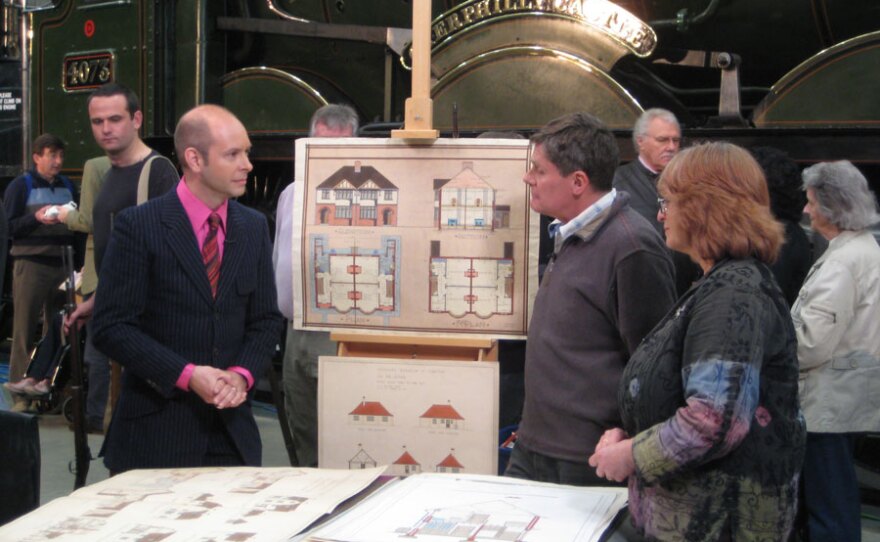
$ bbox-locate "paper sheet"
[305,472,627,542]
[0,466,384,542]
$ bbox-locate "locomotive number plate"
[63,51,114,92]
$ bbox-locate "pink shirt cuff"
[176,363,196,391]
[229,366,254,391]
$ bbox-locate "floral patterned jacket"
[619,258,806,541]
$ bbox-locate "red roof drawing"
[438,453,465,469]
[394,451,420,466]
[420,404,463,420]
[349,401,393,417]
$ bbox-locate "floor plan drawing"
[429,241,515,318]
[312,234,399,316]
[292,138,536,337]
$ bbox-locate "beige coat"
[791,229,880,433]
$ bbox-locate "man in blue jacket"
[3,133,77,412]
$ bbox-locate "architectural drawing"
[229,471,297,494]
[315,161,399,227]
[419,402,465,430]
[292,138,537,337]
[349,398,394,426]
[392,447,423,476]
[312,235,398,315]
[308,473,629,542]
[243,496,307,516]
[319,357,498,474]
[436,450,465,473]
[429,241,515,318]
[434,161,498,230]
[397,499,539,540]
[115,524,177,541]
[349,446,378,470]
[0,467,385,542]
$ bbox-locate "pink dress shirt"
[174,179,254,391]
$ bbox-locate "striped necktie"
[203,213,221,297]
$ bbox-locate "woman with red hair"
[589,142,806,541]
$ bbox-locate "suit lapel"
[216,202,245,302]
[161,192,215,304]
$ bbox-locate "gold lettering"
[476,0,492,19]
[562,0,583,17]
[604,12,620,33]
[430,0,655,55]
[448,13,463,31]
[462,5,475,24]
[432,21,448,41]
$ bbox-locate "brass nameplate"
[432,0,657,57]
[63,51,114,92]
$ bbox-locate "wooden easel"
[331,0,497,364]
[390,0,439,141]
[332,333,498,362]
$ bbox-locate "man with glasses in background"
[614,108,698,295]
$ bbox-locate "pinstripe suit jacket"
[92,189,283,472]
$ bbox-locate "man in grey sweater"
[506,112,675,486]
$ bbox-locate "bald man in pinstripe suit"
[91,105,283,472]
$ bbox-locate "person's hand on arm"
[589,429,636,482]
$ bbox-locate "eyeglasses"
[657,197,668,214]
[649,136,682,145]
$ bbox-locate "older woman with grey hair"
[793,160,880,542]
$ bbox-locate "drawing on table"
[397,499,539,540]
[244,495,307,516]
[315,161,399,227]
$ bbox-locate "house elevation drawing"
[292,138,536,337]
[349,398,394,426]
[434,161,504,231]
[392,448,423,476]
[315,161,399,227]
[419,402,465,430]
[319,357,498,475]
